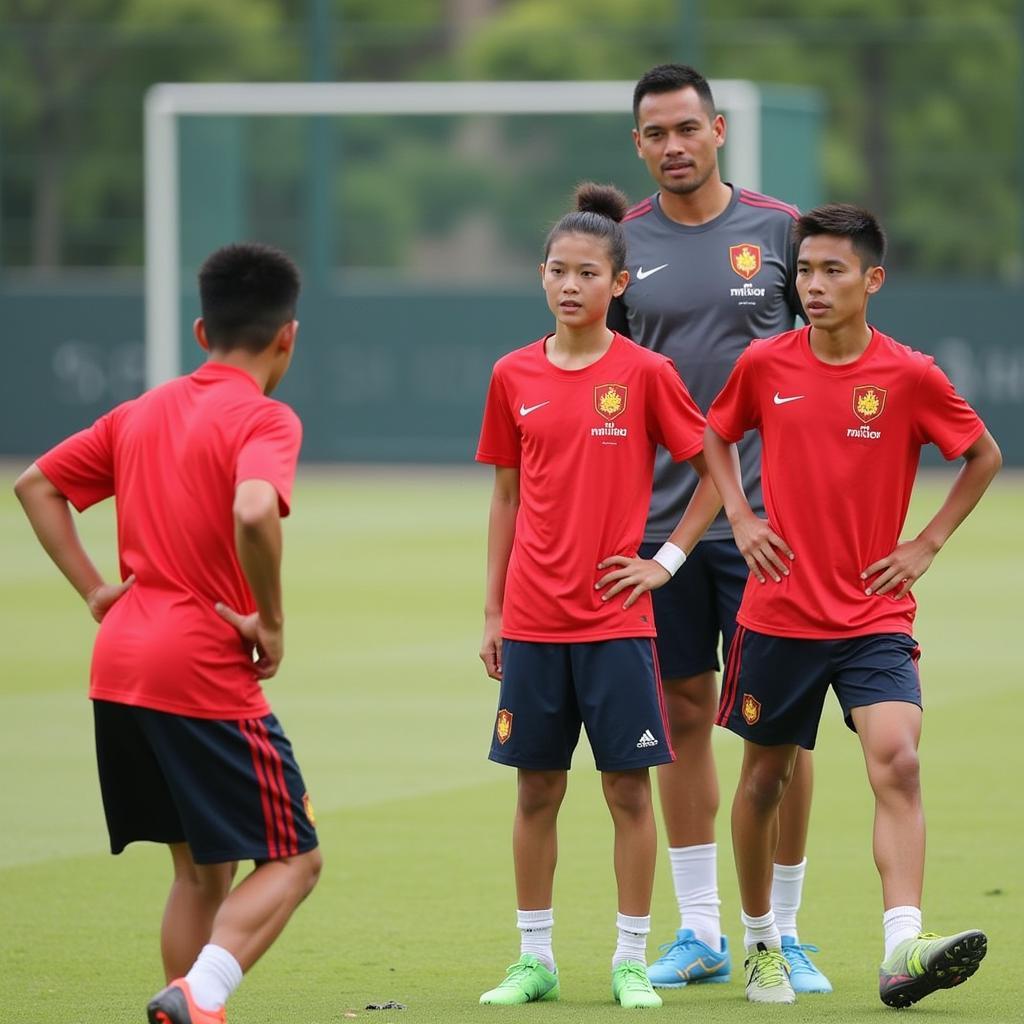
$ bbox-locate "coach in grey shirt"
[608,64,831,995]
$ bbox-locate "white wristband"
[652,541,687,577]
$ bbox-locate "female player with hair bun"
[476,182,726,1008]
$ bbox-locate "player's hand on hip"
[480,612,503,680]
[215,603,284,679]
[732,513,794,584]
[595,555,670,609]
[85,575,135,623]
[861,536,937,599]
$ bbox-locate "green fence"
[2,283,1020,464]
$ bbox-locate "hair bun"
[574,182,629,223]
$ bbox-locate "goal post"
[144,79,764,389]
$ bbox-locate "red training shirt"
[37,362,302,718]
[476,332,706,642]
[707,326,985,639]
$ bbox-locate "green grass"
[1,465,1022,1023]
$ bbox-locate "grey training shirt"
[609,184,803,543]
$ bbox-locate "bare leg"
[513,770,567,909]
[775,749,813,865]
[851,702,925,909]
[207,848,323,971]
[731,741,799,917]
[602,769,657,916]
[161,845,235,981]
[656,672,719,846]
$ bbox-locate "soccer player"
[704,203,1000,1005]
[608,63,829,992]
[476,183,725,1009]
[14,243,322,1024]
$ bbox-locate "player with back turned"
[476,182,725,1009]
[14,243,321,1024]
[609,63,829,992]
[704,203,1000,1006]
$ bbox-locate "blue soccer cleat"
[781,935,832,993]
[647,928,731,988]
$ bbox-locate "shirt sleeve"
[646,360,706,462]
[475,365,520,467]
[236,402,303,516]
[36,411,117,512]
[913,360,985,460]
[707,346,760,442]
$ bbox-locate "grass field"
[1,464,1022,1023]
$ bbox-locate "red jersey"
[476,332,706,642]
[37,362,302,718]
[707,326,985,639]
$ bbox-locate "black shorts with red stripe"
[715,627,922,750]
[93,699,318,864]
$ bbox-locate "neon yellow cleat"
[879,930,987,1008]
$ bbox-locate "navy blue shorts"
[639,538,747,680]
[715,628,923,750]
[489,638,674,772]
[93,700,318,864]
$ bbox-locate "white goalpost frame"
[144,80,762,387]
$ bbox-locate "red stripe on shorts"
[717,625,746,725]
[255,719,299,856]
[649,639,676,761]
[248,719,294,858]
[241,719,279,859]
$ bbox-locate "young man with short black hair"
[15,242,321,1024]
[704,203,999,1006]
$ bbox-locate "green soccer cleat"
[612,960,663,1008]
[744,943,796,1004]
[878,930,987,1009]
[479,954,560,1005]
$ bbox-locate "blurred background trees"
[0,0,1020,279]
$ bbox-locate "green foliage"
[458,0,674,80]
[0,1,1020,276]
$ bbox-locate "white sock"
[184,944,243,1012]
[741,909,781,952]
[883,905,922,959]
[668,843,721,949]
[612,912,651,968]
[771,858,807,941]
[518,908,555,971]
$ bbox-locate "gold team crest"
[852,385,887,424]
[496,708,513,745]
[741,694,762,726]
[729,243,762,281]
[302,792,317,827]
[595,383,628,420]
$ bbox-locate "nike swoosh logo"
[773,393,806,405]
[636,264,668,280]
[519,401,550,417]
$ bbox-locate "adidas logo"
[636,729,658,749]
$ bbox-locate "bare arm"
[704,424,794,584]
[215,479,286,679]
[13,463,133,622]
[862,429,1002,598]
[595,451,724,607]
[480,466,519,680]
